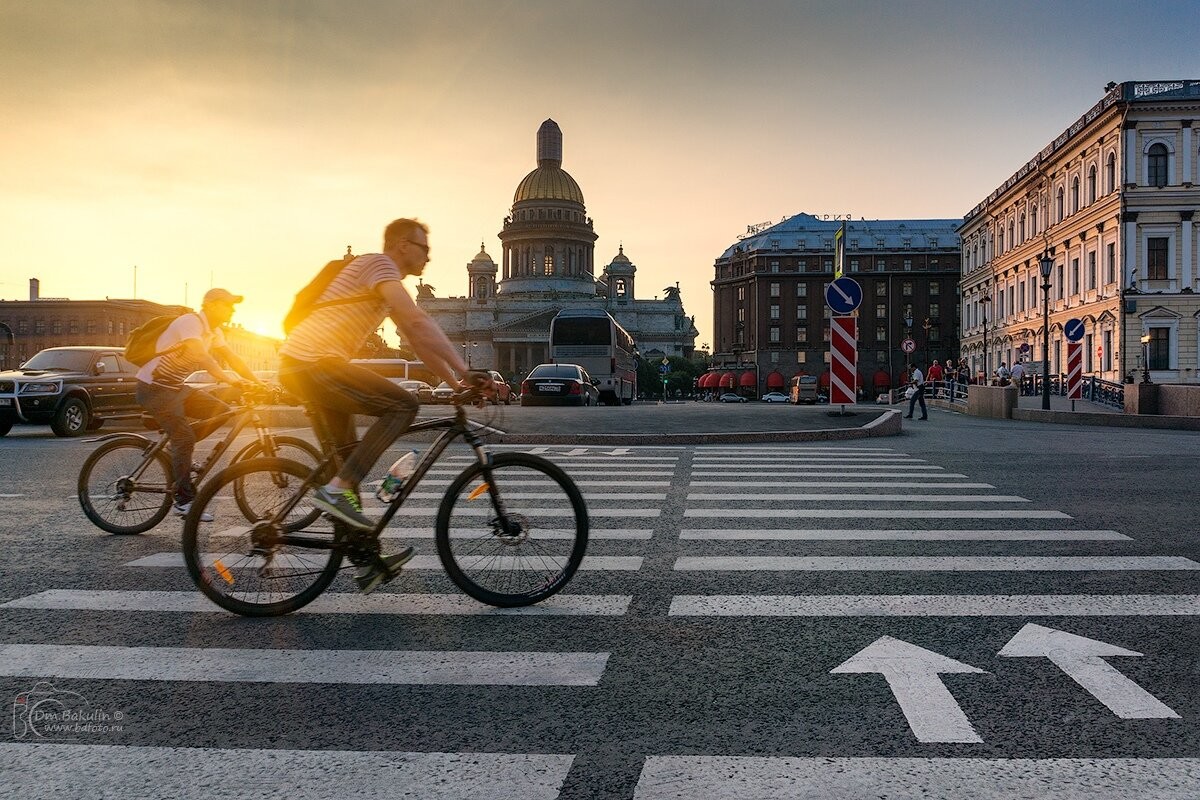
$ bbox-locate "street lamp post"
[1140,334,1152,383]
[922,317,931,368]
[1039,252,1054,410]
[980,290,991,384]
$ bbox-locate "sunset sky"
[2,0,1198,347]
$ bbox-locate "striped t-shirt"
[280,254,401,362]
[136,312,226,387]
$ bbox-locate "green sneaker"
[312,486,374,531]
[355,547,415,594]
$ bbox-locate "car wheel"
[0,418,12,437]
[52,397,90,437]
[86,418,104,431]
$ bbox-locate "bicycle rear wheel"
[182,457,342,616]
[231,435,325,530]
[435,452,589,607]
[77,437,174,534]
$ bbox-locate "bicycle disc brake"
[491,513,529,545]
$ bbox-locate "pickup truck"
[0,346,144,437]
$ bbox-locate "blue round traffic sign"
[825,277,863,314]
[1064,318,1085,342]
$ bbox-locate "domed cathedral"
[416,119,699,382]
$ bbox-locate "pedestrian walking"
[1010,361,1026,394]
[903,362,927,420]
[945,358,958,402]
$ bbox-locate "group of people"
[902,356,1035,418]
[135,218,493,593]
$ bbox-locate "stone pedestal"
[1124,382,1160,415]
[967,384,1018,419]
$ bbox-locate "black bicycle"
[77,386,324,534]
[180,386,589,616]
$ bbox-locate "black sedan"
[520,364,601,406]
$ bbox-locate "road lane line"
[673,556,1200,571]
[1,744,574,800]
[124,553,644,570]
[2,590,632,616]
[686,493,1028,502]
[632,756,1200,800]
[0,644,609,686]
[688,481,994,488]
[207,526,653,541]
[683,509,1068,519]
[668,594,1200,616]
[678,529,1130,541]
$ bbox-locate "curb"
[260,407,904,445]
[1012,408,1200,431]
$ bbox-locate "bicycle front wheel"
[77,437,174,534]
[182,457,342,617]
[231,435,325,530]
[435,452,589,607]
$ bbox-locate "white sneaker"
[173,502,214,523]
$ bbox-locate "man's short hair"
[384,218,430,250]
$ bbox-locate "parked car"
[431,381,456,404]
[0,346,144,437]
[397,380,434,404]
[718,393,747,403]
[520,363,601,406]
[761,391,790,403]
[483,369,514,405]
[794,375,820,404]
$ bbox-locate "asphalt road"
[1,405,1199,798]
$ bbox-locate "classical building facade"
[0,279,280,371]
[710,215,961,396]
[417,120,699,378]
[959,79,1200,384]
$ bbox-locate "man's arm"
[377,280,469,388]
[212,345,260,383]
[179,339,242,385]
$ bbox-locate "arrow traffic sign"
[1064,318,1085,342]
[824,276,863,315]
[831,635,987,743]
[999,623,1180,719]
[900,338,916,354]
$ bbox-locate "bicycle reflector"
[213,559,235,585]
[467,483,490,501]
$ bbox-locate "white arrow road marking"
[998,623,1180,719]
[831,636,986,743]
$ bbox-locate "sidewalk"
[1015,391,1121,414]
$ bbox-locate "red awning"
[819,370,831,388]
[873,369,892,389]
[766,371,785,388]
[739,370,757,387]
[720,372,736,389]
[704,372,719,388]
[698,373,712,388]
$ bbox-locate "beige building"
[959,79,1200,384]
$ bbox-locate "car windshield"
[398,381,427,391]
[21,350,95,372]
[435,382,452,390]
[528,365,580,379]
[800,376,818,385]
[185,371,217,384]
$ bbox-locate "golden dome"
[513,165,585,205]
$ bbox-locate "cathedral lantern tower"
[466,243,498,302]
[497,119,598,296]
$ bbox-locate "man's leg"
[918,387,928,419]
[906,391,916,418]
[137,382,196,505]
[181,387,232,445]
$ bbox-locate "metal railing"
[920,375,1124,410]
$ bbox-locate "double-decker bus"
[548,309,637,405]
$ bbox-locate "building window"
[798,260,807,272]
[1056,188,1064,222]
[737,287,745,301]
[796,305,807,320]
[998,229,1005,253]
[796,283,807,297]
[876,303,886,319]
[35,320,45,334]
[903,259,912,271]
[769,327,780,343]
[797,329,808,345]
[930,281,940,296]
[1148,327,1170,369]
[769,282,780,297]
[902,281,913,296]
[615,278,627,297]
[770,305,780,320]
[876,259,887,271]
[770,240,779,250]
[1071,177,1080,213]
[1087,166,1097,204]
[1071,258,1080,295]
[1147,143,1169,187]
[822,326,830,342]
[1056,264,1064,300]
[1106,243,1116,284]
[1147,237,1169,280]
[823,260,833,272]
[69,319,79,334]
[930,325,941,343]
[1030,205,1039,236]
[1106,153,1116,193]
[737,308,745,323]
[876,324,887,343]
[1087,251,1097,290]
[876,281,886,296]
[52,320,62,334]
[850,259,859,272]
[930,303,940,317]
[1018,214,1026,242]
[86,320,96,334]
[770,261,779,273]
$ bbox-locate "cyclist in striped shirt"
[279,218,492,592]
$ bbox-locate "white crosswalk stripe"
[683,508,1069,519]
[679,528,1129,541]
[124,553,645,570]
[673,556,1200,571]
[668,594,1200,616]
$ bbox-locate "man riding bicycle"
[135,288,262,516]
[279,218,493,592]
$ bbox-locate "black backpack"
[124,313,187,366]
[283,255,373,334]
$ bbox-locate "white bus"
[548,309,637,405]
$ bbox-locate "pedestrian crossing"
[3,443,1197,797]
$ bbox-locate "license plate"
[536,383,561,392]
[0,398,11,406]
